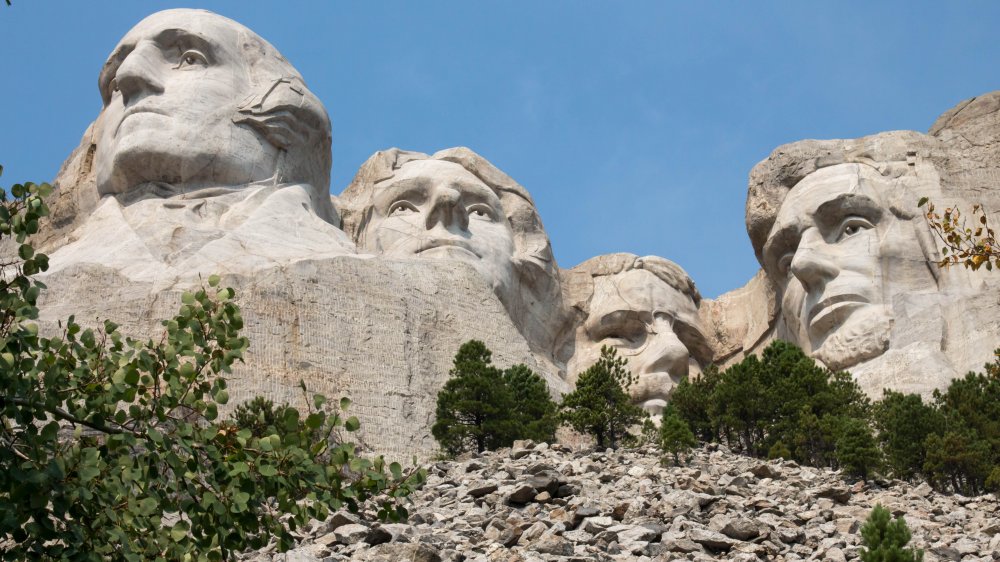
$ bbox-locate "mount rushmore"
[29,8,1000,457]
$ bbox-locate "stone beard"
[762,163,934,372]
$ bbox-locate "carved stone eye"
[838,217,874,241]
[177,49,208,68]
[467,204,493,221]
[389,201,417,217]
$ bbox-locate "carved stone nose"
[645,327,690,380]
[425,186,468,231]
[790,229,839,294]
[114,42,165,106]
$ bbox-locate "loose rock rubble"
[243,441,1000,561]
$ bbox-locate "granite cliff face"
[31,8,1000,457]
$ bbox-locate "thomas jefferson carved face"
[362,159,517,293]
[762,164,898,370]
[95,10,280,195]
[567,268,706,416]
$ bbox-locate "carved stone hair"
[565,252,701,309]
[745,130,939,263]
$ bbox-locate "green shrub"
[659,406,697,465]
[873,391,941,481]
[432,340,516,455]
[0,177,426,560]
[503,363,559,443]
[670,365,720,442]
[560,346,645,450]
[985,466,1000,493]
[859,504,923,562]
[835,417,881,481]
[432,341,558,456]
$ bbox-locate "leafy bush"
[835,417,881,481]
[859,504,924,562]
[0,176,426,561]
[503,363,558,443]
[658,406,697,465]
[670,365,720,442]
[560,345,645,450]
[432,340,557,456]
[674,340,872,473]
[873,391,941,481]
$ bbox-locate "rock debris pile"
[243,441,1000,561]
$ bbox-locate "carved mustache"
[113,105,169,137]
[415,238,480,259]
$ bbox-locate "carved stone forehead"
[98,9,297,106]
[121,8,245,44]
[746,131,935,262]
[590,269,698,318]
[772,163,882,225]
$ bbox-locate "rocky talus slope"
[246,442,1000,562]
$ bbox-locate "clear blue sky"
[3,2,999,298]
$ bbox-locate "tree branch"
[0,396,137,436]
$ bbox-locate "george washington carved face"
[94,9,330,198]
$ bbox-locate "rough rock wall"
[37,258,564,460]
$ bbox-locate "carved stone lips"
[416,239,479,259]
[115,105,168,135]
[808,294,869,327]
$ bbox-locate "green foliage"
[674,341,871,472]
[658,406,697,465]
[0,177,426,561]
[560,346,645,450]
[670,365,720,442]
[502,363,558,443]
[922,430,991,496]
[917,358,1000,495]
[767,441,792,460]
[432,340,513,455]
[432,341,557,456]
[873,391,941,481]
[835,417,881,481]
[986,466,1000,493]
[859,504,924,562]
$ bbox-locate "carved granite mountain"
[35,9,564,458]
[32,8,1000,460]
[714,92,1000,398]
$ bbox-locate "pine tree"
[835,417,881,481]
[560,346,645,450]
[859,504,924,562]
[659,406,697,465]
[873,391,940,481]
[503,363,558,443]
[432,340,517,455]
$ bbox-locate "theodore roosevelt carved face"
[566,255,710,416]
[362,158,517,295]
[94,9,331,197]
[762,163,898,370]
